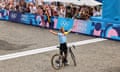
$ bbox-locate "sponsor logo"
[10,13,17,19]
[21,14,27,21]
[61,21,69,27]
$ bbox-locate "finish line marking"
[0,38,106,61]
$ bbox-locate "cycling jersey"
[58,33,67,44]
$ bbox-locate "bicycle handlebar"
[56,45,76,49]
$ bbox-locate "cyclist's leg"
[63,43,68,64]
[63,50,68,63]
[60,44,63,56]
[60,44,66,63]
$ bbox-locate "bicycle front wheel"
[69,48,77,66]
[51,54,63,70]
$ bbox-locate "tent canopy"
[43,0,77,3]
[43,0,102,6]
[73,0,102,6]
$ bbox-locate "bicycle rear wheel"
[51,54,63,70]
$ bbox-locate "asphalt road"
[0,21,120,72]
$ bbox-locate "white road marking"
[0,38,106,61]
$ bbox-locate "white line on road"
[0,38,106,61]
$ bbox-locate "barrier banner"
[91,21,106,37]
[9,11,35,24]
[0,10,9,20]
[34,15,58,29]
[56,17,74,30]
[34,15,45,26]
[104,24,120,40]
[9,11,21,22]
[72,20,92,35]
[20,13,35,24]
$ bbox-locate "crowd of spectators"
[0,0,102,20]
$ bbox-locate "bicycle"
[51,45,77,70]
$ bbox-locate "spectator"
[0,1,102,20]
[89,7,93,16]
[73,8,81,19]
[59,5,66,17]
[0,2,5,10]
[19,0,27,13]
[66,6,72,18]
[29,2,37,14]
[37,6,43,15]
[45,5,52,23]
[71,7,76,18]
[36,6,45,27]
[0,1,2,9]
[51,5,58,17]
[93,7,101,16]
[44,5,55,29]
[80,6,90,20]
[25,3,30,13]
[15,2,19,11]
[8,0,15,11]
[37,0,43,6]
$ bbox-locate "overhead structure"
[42,0,102,6]
[43,0,80,3]
[43,0,58,2]
[72,0,102,6]
[57,0,78,3]
[43,0,77,3]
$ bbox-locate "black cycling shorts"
[60,43,68,55]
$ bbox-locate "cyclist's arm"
[49,30,58,35]
[64,29,72,35]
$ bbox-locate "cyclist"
[49,27,72,65]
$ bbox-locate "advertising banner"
[20,13,35,25]
[72,20,92,35]
[0,10,9,20]
[56,17,74,30]
[104,24,120,40]
[91,21,106,37]
[9,11,21,22]
[34,15,47,27]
